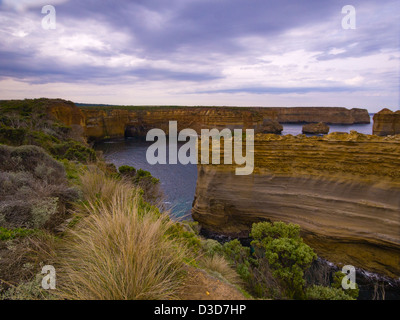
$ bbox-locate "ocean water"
[95,115,374,219]
[95,138,197,219]
[282,115,374,135]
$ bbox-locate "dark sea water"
[95,116,374,219]
[282,115,374,135]
[95,138,197,220]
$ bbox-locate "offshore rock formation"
[262,119,283,134]
[192,132,400,278]
[373,108,400,136]
[302,122,330,134]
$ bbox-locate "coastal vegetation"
[0,99,361,300]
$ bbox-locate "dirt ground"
[177,265,247,300]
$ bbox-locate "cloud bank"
[0,0,398,111]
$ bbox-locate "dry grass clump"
[77,166,122,206]
[56,170,186,300]
[198,254,242,287]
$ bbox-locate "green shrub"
[250,221,317,299]
[331,271,359,299]
[118,165,136,177]
[167,222,201,253]
[221,238,281,299]
[60,159,84,182]
[222,240,253,284]
[201,239,223,257]
[305,285,355,300]
[0,227,38,241]
[250,221,301,245]
[0,125,27,145]
[134,168,159,184]
[52,140,96,163]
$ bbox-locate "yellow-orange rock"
[258,107,370,124]
[192,133,400,278]
[373,108,400,136]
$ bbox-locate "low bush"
[167,222,202,253]
[331,271,359,299]
[118,165,162,204]
[0,125,27,145]
[118,165,136,177]
[51,140,97,163]
[0,145,78,231]
[0,227,39,241]
[0,273,58,300]
[305,285,355,300]
[250,221,316,299]
[221,238,281,299]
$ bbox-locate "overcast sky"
[0,0,399,112]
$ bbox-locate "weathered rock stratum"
[257,107,370,124]
[373,108,400,136]
[192,132,400,278]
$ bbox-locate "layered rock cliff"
[192,132,400,278]
[257,107,370,124]
[82,107,268,140]
[44,101,370,141]
[373,108,400,136]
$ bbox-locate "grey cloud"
[0,0,398,90]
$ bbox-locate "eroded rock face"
[192,133,400,278]
[45,99,86,127]
[373,108,400,136]
[302,122,330,134]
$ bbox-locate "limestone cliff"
[257,107,370,124]
[45,102,370,141]
[373,108,400,136]
[192,132,400,278]
[46,99,86,127]
[84,107,268,140]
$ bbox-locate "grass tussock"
[56,170,187,300]
[198,255,242,287]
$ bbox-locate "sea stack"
[302,122,330,134]
[373,108,400,136]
